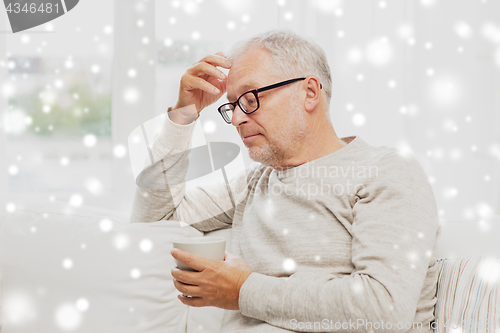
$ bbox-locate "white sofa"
[0,194,498,333]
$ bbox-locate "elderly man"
[131,29,441,332]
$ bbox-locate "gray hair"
[226,29,332,109]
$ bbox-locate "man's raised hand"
[173,52,232,115]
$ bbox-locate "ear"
[302,76,322,113]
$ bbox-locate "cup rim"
[172,236,226,244]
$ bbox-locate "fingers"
[183,60,228,95]
[175,52,231,112]
[173,279,202,297]
[178,294,205,307]
[199,53,232,69]
[171,266,198,285]
[208,75,227,95]
[187,61,227,81]
[171,248,213,272]
[181,75,221,95]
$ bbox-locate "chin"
[248,147,262,161]
[248,147,267,163]
[248,146,280,167]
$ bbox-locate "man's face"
[226,46,308,167]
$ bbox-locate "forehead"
[226,46,275,101]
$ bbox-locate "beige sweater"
[130,112,441,332]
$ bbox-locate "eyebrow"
[227,81,260,102]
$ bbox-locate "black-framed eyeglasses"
[217,77,322,124]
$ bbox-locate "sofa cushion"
[434,257,500,333]
[0,194,203,333]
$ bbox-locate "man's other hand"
[170,249,252,310]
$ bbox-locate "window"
[1,0,114,208]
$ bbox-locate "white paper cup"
[172,237,226,271]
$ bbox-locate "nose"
[231,104,250,127]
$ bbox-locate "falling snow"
[62,258,73,269]
[113,145,127,158]
[4,292,37,325]
[99,219,113,232]
[350,281,364,294]
[83,134,97,147]
[139,239,153,252]
[283,258,296,272]
[85,177,104,194]
[55,303,82,330]
[130,268,142,279]
[0,8,499,332]
[114,234,130,250]
[75,298,90,312]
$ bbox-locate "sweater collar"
[275,136,364,181]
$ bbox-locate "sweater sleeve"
[129,104,250,232]
[238,152,440,332]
